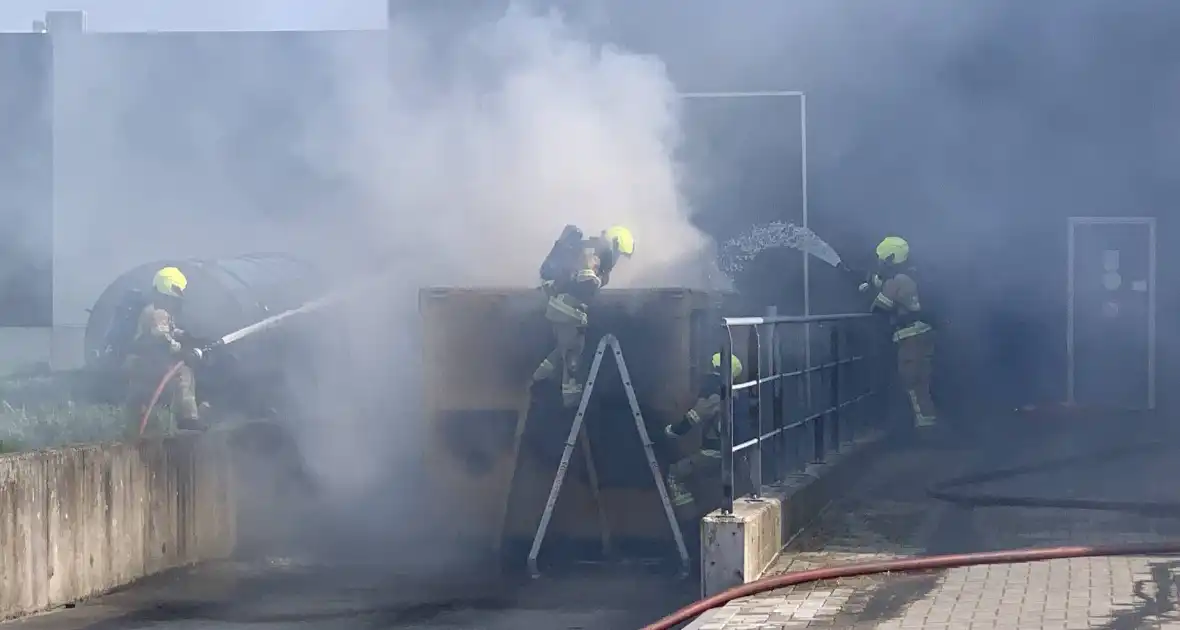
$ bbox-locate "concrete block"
[0,430,239,620]
[698,430,888,598]
[701,497,783,596]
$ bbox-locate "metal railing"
[718,308,886,514]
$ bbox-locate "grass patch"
[0,365,135,453]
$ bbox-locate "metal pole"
[679,91,805,99]
[1148,218,1157,410]
[829,325,841,451]
[800,94,813,411]
[1066,219,1076,405]
[720,332,735,514]
[767,306,783,483]
[752,312,771,497]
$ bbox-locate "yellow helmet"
[875,236,910,265]
[602,225,635,257]
[152,266,188,298]
[711,352,743,381]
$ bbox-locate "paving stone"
[689,434,1180,630]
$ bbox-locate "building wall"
[0,29,388,373]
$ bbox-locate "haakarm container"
[419,286,727,561]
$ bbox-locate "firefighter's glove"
[859,275,883,293]
[664,424,679,441]
[540,280,557,297]
[183,346,205,366]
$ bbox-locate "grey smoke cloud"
[41,1,715,563]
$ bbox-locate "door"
[1067,218,1156,409]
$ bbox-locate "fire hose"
[640,542,1180,630]
[642,437,1180,629]
[137,277,384,436]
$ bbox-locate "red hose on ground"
[138,361,185,437]
[640,541,1180,630]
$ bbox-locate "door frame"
[1066,216,1156,409]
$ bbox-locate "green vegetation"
[0,364,131,453]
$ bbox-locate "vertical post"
[768,306,784,483]
[752,313,771,497]
[829,325,841,451]
[800,94,813,413]
[720,331,735,514]
[1066,218,1076,406]
[812,324,826,465]
[1148,218,1157,410]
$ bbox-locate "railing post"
[720,333,735,514]
[830,325,841,451]
[812,326,827,464]
[768,306,784,483]
[750,308,773,497]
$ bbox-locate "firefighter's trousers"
[666,448,721,521]
[532,293,589,407]
[897,331,937,426]
[123,358,199,436]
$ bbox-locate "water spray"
[718,221,844,276]
[138,273,393,435]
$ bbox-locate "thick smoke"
[289,8,715,562]
[48,1,711,565]
[36,0,1179,569]
[314,6,710,288]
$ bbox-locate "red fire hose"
[138,360,185,436]
[644,435,1180,630]
[640,541,1180,630]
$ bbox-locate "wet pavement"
[3,558,693,629]
[691,411,1180,629]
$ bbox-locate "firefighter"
[123,266,206,434]
[531,225,635,407]
[860,236,937,427]
[663,352,743,521]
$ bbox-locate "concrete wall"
[0,432,236,620]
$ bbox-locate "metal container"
[419,286,725,560]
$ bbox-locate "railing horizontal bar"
[731,356,865,391]
[731,392,871,453]
[723,312,871,327]
[680,91,805,99]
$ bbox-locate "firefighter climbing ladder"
[526,334,691,578]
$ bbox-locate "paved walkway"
[690,414,1180,630]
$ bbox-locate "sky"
[0,0,387,32]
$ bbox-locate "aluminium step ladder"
[523,333,691,578]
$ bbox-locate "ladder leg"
[493,385,533,563]
[527,337,610,578]
[608,336,692,577]
[579,423,614,559]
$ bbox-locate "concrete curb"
[691,428,892,626]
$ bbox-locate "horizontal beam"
[723,312,871,327]
[679,91,804,99]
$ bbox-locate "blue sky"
[1,0,387,32]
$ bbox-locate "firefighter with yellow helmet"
[663,352,743,521]
[861,236,937,427]
[532,225,634,407]
[123,266,206,434]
